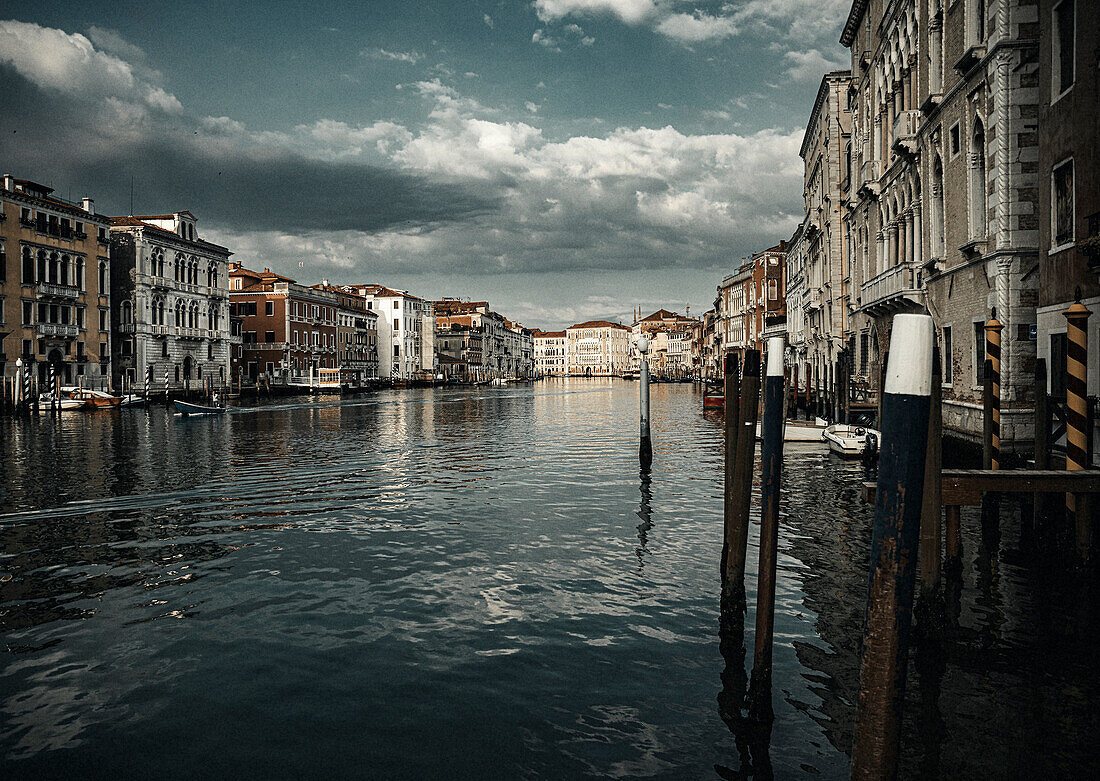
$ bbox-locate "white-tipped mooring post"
[748,336,787,724]
[852,313,934,780]
[638,336,652,470]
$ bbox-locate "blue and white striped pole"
[852,313,934,779]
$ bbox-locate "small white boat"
[37,393,85,411]
[822,424,879,458]
[117,394,145,407]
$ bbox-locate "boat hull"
[703,395,724,409]
[174,400,226,416]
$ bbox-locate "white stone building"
[566,320,631,376]
[344,284,435,380]
[109,212,231,391]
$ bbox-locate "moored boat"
[65,387,121,409]
[822,424,878,457]
[174,399,227,416]
[37,393,85,411]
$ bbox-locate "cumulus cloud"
[0,20,181,114]
[534,0,661,25]
[0,20,805,326]
[784,48,849,82]
[534,0,849,49]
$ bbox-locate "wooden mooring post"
[1064,299,1092,562]
[852,314,934,780]
[638,336,653,470]
[747,338,786,724]
[919,338,943,605]
[723,349,760,604]
[722,351,741,583]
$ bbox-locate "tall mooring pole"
[748,336,786,724]
[1064,298,1092,561]
[638,336,652,470]
[852,313,934,780]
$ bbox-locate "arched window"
[23,246,35,283]
[175,299,186,327]
[208,262,218,289]
[60,254,70,286]
[121,300,132,324]
[970,119,987,239]
[152,296,165,325]
[99,260,108,293]
[189,302,199,328]
[151,247,164,277]
[76,257,85,291]
[49,251,59,284]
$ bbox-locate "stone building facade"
[110,212,231,391]
[565,320,631,376]
[533,330,567,377]
[1035,0,1099,432]
[794,72,858,406]
[1,176,112,389]
[840,0,1040,446]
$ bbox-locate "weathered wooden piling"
[919,340,943,604]
[852,314,934,780]
[638,336,653,470]
[748,337,786,724]
[723,351,741,580]
[982,359,995,471]
[1031,358,1050,536]
[1064,299,1091,561]
[724,349,761,602]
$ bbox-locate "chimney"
[81,197,94,214]
[2,174,12,191]
[322,278,329,287]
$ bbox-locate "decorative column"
[912,204,923,268]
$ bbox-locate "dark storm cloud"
[0,65,499,231]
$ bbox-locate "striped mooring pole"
[1064,299,1091,537]
[984,317,1003,470]
[851,313,934,780]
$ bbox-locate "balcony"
[804,287,823,311]
[37,322,78,338]
[177,326,205,340]
[37,281,81,299]
[858,262,925,314]
[118,323,137,334]
[150,324,172,336]
[891,110,921,155]
[858,160,882,197]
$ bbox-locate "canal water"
[1,381,1097,779]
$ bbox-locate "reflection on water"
[1,381,1098,778]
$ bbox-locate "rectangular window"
[23,300,33,325]
[76,307,85,329]
[1051,333,1068,397]
[265,330,275,343]
[1053,158,1075,248]
[1053,0,1075,97]
[974,322,986,384]
[266,300,274,316]
[122,339,133,357]
[162,340,169,357]
[22,338,32,356]
[99,309,108,331]
[942,326,953,384]
[949,122,960,158]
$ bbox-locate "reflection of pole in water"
[715,587,773,780]
[635,468,652,568]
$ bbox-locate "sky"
[0,0,852,330]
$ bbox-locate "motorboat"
[754,418,829,442]
[822,423,879,458]
[174,399,227,416]
[37,393,85,411]
[117,394,145,407]
[65,387,121,409]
